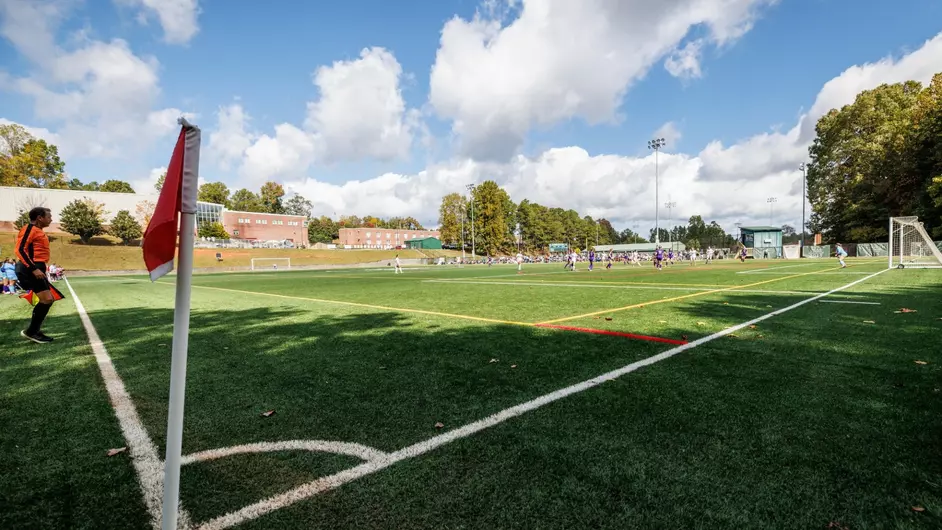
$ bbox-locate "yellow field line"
[153,280,532,327]
[537,266,847,325]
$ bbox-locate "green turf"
[2,258,940,529]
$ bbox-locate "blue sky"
[2,0,941,230]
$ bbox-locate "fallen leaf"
[728,334,739,338]
[605,317,613,321]
[107,447,127,457]
[489,358,498,363]
[765,305,772,308]
[863,320,875,324]
[261,410,276,417]
[826,523,849,530]
[912,505,926,512]
[894,311,902,314]
[749,325,757,329]
[434,422,444,429]
[659,320,668,324]
[757,334,764,338]
[511,364,518,369]
[915,361,928,365]
[697,322,706,326]
[723,302,728,305]
[900,308,917,313]
[681,335,688,341]
[379,366,387,370]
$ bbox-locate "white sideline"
[736,263,820,274]
[818,300,881,305]
[196,268,890,530]
[64,278,193,530]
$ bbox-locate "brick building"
[337,227,440,249]
[220,210,308,243]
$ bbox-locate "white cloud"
[217,47,419,182]
[115,0,200,45]
[653,121,682,145]
[285,31,942,235]
[664,40,703,79]
[0,0,192,159]
[428,0,776,160]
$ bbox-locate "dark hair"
[29,207,51,221]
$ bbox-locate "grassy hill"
[0,231,463,271]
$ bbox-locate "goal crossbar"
[888,216,942,269]
[250,257,292,271]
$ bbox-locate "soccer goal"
[250,258,291,271]
[782,245,801,259]
[889,217,942,269]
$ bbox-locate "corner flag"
[142,118,201,530]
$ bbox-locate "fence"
[194,237,299,249]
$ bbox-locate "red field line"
[535,324,688,345]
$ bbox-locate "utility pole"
[648,137,666,245]
[460,201,465,262]
[466,184,476,259]
[799,163,807,250]
[664,200,676,250]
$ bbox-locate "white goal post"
[888,217,942,269]
[250,258,292,271]
[782,245,801,259]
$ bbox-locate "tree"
[308,216,338,244]
[598,218,618,245]
[155,172,166,192]
[0,123,31,157]
[284,193,313,217]
[230,188,264,212]
[259,181,286,213]
[13,210,30,230]
[198,182,231,207]
[198,222,230,239]
[472,180,513,255]
[60,199,105,244]
[109,210,142,244]
[82,181,101,191]
[135,200,156,227]
[100,179,135,193]
[438,192,467,246]
[1,139,67,188]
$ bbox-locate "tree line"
[437,181,736,255]
[808,72,942,241]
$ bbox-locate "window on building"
[386,233,391,238]
[366,232,371,237]
[262,220,268,225]
[233,230,240,236]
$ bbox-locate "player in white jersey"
[516,252,524,272]
[706,247,714,264]
[689,248,698,266]
[394,255,403,274]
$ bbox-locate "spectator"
[2,258,17,294]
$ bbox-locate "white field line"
[818,300,881,305]
[181,440,389,466]
[64,278,193,530]
[736,263,822,274]
[196,268,889,530]
[423,279,813,295]
[734,270,875,276]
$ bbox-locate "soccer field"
[2,259,941,529]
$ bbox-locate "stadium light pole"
[460,200,465,262]
[799,162,807,249]
[767,197,777,225]
[648,137,666,245]
[466,184,476,259]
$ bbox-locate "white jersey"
[395,257,401,266]
[516,253,523,263]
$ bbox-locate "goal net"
[250,258,291,271]
[889,217,942,269]
[782,245,801,259]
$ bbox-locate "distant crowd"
[2,258,64,295]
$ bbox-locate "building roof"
[407,237,441,243]
[740,226,783,232]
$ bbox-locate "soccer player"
[835,243,848,268]
[706,246,714,264]
[516,251,524,273]
[689,248,698,266]
[394,254,403,274]
[588,250,595,271]
[654,246,664,270]
[15,207,57,343]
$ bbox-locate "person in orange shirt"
[15,207,57,343]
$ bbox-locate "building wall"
[221,211,308,242]
[338,228,440,249]
[0,186,160,232]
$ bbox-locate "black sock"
[27,303,51,335]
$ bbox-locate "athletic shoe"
[21,330,53,344]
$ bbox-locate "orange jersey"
[16,224,51,268]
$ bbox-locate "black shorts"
[15,262,49,292]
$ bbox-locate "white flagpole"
[162,119,200,530]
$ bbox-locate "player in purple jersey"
[588,250,595,271]
[654,247,664,270]
[667,249,674,265]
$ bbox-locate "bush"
[198,222,229,239]
[13,210,30,230]
[60,199,104,244]
[109,210,143,245]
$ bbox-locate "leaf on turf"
[605,317,613,321]
[697,322,706,326]
[723,302,728,305]
[659,320,668,323]
[728,333,739,338]
[434,422,444,429]
[826,522,849,530]
[863,320,875,324]
[915,361,928,365]
[900,308,917,313]
[261,409,276,417]
[749,325,757,329]
[511,364,517,369]
[489,358,498,363]
[107,447,127,457]
[765,305,772,308]
[681,335,688,341]
[912,505,926,512]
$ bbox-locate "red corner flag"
[143,119,201,281]
[142,118,201,530]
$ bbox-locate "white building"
[0,186,161,231]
